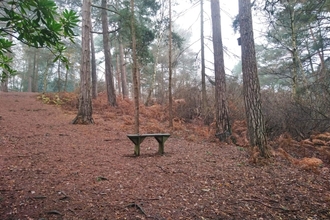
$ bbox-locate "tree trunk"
[101,0,117,106]
[160,63,165,104]
[289,6,298,98]
[27,52,33,92]
[91,23,97,99]
[116,54,121,96]
[43,61,50,93]
[119,38,128,98]
[285,2,307,98]
[168,0,173,128]
[131,0,140,134]
[239,0,269,157]
[211,0,231,140]
[1,78,8,92]
[57,61,61,92]
[72,0,94,125]
[201,0,207,113]
[32,50,38,92]
[64,65,69,92]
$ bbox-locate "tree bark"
[42,61,50,93]
[116,54,121,96]
[168,0,173,128]
[119,38,128,98]
[160,63,165,104]
[211,0,231,140]
[91,22,97,99]
[101,0,117,106]
[131,0,140,134]
[201,0,207,113]
[64,64,69,92]
[57,61,61,92]
[32,50,38,92]
[239,0,269,157]
[1,78,8,92]
[72,0,94,125]
[27,50,33,92]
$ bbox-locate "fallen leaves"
[0,92,329,220]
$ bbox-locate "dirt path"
[0,92,330,219]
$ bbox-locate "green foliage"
[171,32,185,50]
[0,38,15,78]
[0,0,79,81]
[261,0,330,92]
[114,0,160,65]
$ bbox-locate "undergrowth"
[38,92,330,169]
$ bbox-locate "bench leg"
[127,136,146,156]
[134,143,140,156]
[158,142,164,155]
[134,136,147,156]
[154,136,169,155]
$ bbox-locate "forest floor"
[0,92,330,220]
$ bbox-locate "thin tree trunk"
[1,78,8,92]
[27,53,33,92]
[289,8,298,98]
[239,0,269,157]
[116,54,121,96]
[57,61,61,92]
[201,0,207,113]
[64,65,69,92]
[72,0,94,125]
[32,50,38,92]
[160,63,165,104]
[211,0,231,140]
[131,0,140,134]
[101,0,117,106]
[119,38,128,98]
[23,61,28,91]
[43,61,50,93]
[91,23,98,99]
[1,75,8,92]
[287,4,307,97]
[168,0,173,128]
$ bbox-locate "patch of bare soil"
[0,92,329,220]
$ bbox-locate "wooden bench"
[127,133,170,156]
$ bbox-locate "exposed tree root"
[72,115,94,124]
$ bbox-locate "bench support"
[127,134,170,156]
[127,135,147,156]
[154,135,170,155]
